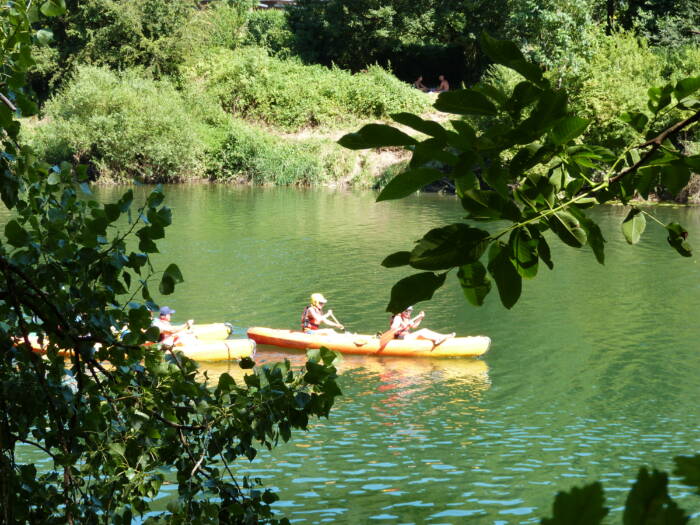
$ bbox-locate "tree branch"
[608,109,700,185]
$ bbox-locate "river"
[36,185,700,522]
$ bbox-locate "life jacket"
[301,306,320,331]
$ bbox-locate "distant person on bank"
[413,76,429,92]
[434,75,450,93]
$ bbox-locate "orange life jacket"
[301,306,320,331]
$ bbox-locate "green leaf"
[159,274,175,295]
[582,216,606,265]
[509,229,538,279]
[661,162,691,196]
[480,33,547,88]
[621,208,646,245]
[620,111,649,133]
[433,89,498,116]
[461,189,522,222]
[673,77,700,101]
[40,0,67,17]
[410,139,457,168]
[647,84,674,114]
[549,212,587,248]
[163,263,184,284]
[457,261,491,306]
[569,208,606,264]
[377,168,445,201]
[673,455,700,496]
[47,172,60,185]
[623,467,689,525]
[635,166,659,199]
[549,117,589,146]
[487,242,521,309]
[409,224,490,270]
[5,220,30,247]
[541,482,608,525]
[506,81,543,117]
[666,222,692,257]
[386,272,446,314]
[35,29,53,45]
[338,124,417,150]
[538,235,554,270]
[381,251,411,268]
[390,113,446,140]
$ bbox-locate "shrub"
[25,66,206,181]
[182,47,430,131]
[244,9,296,58]
[562,30,667,150]
[182,1,252,55]
[208,119,356,185]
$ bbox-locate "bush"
[562,30,667,150]
[182,47,430,131]
[208,119,356,185]
[244,9,296,58]
[25,66,206,181]
[182,1,252,54]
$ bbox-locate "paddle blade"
[378,329,396,351]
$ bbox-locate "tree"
[1,2,341,523]
[340,32,700,519]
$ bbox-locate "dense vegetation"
[19,0,699,192]
[1,4,342,523]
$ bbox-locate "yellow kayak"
[24,333,255,362]
[247,327,490,358]
[167,338,255,361]
[185,323,233,341]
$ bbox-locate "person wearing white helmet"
[301,293,344,335]
[389,306,454,346]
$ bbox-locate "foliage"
[31,0,197,94]
[243,9,296,58]
[208,119,356,185]
[504,0,599,79]
[2,4,342,523]
[562,30,668,150]
[182,47,430,131]
[341,31,700,524]
[25,66,206,181]
[183,0,253,54]
[340,32,700,311]
[288,0,507,76]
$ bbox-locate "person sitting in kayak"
[302,293,344,335]
[152,306,194,345]
[390,306,455,346]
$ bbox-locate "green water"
[32,186,700,522]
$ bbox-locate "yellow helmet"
[310,293,327,306]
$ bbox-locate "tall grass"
[182,47,430,131]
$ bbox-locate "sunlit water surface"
[17,186,700,523]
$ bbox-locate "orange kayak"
[247,327,490,358]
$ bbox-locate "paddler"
[390,306,455,346]
[152,306,195,345]
[301,293,344,335]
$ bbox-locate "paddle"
[327,310,344,330]
[377,313,424,351]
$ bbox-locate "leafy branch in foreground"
[0,2,341,524]
[341,32,700,524]
[340,33,700,313]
